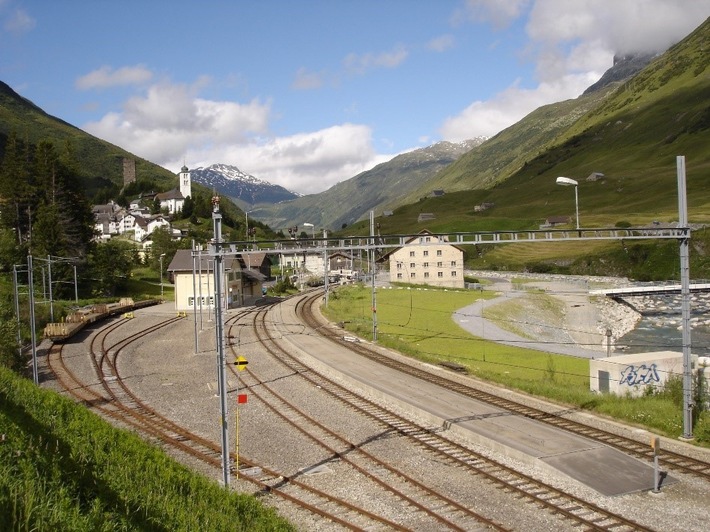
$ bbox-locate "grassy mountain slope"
[399,87,617,207]
[343,17,710,235]
[392,18,710,220]
[0,81,177,196]
[339,18,710,278]
[0,81,250,230]
[252,140,482,232]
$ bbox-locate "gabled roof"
[156,189,185,201]
[546,215,570,224]
[378,230,465,261]
[167,249,242,273]
[243,252,272,268]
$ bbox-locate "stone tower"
[123,157,136,186]
[179,165,191,198]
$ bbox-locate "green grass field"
[322,284,710,444]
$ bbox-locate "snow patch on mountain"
[189,164,300,205]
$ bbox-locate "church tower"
[179,165,191,199]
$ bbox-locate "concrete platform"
[273,309,674,496]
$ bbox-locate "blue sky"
[1,1,709,194]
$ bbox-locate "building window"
[436,250,442,256]
[188,296,195,307]
[396,262,403,270]
[424,272,430,278]
[451,271,457,277]
[397,273,403,279]
[437,271,443,278]
[450,260,457,267]
[437,261,443,267]
[410,272,416,278]
[410,263,415,269]
[409,251,415,257]
[423,262,429,268]
[423,250,429,257]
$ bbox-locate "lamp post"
[556,176,579,229]
[159,253,166,299]
[303,222,315,245]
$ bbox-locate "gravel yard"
[40,292,710,531]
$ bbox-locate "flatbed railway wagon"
[44,298,159,342]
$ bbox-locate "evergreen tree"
[181,195,194,219]
[28,141,94,260]
[87,238,135,297]
[0,132,31,248]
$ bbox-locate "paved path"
[453,277,604,359]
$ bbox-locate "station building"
[167,249,266,311]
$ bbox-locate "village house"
[541,215,571,229]
[381,230,465,289]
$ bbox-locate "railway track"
[296,290,710,484]
[236,297,653,531]
[47,313,430,530]
[228,307,507,531]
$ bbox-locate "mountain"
[247,53,657,232]
[0,81,248,229]
[189,163,299,210]
[397,53,658,207]
[251,139,485,232]
[0,80,177,196]
[341,16,710,239]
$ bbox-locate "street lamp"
[159,253,166,299]
[556,176,579,229]
[303,222,315,244]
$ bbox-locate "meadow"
[321,284,710,444]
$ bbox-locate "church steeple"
[179,165,191,199]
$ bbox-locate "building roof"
[167,248,242,273]
[546,215,570,224]
[156,189,185,201]
[378,229,465,261]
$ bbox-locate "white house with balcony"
[383,230,465,289]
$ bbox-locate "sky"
[1,1,709,195]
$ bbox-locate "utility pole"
[370,211,377,342]
[211,195,230,487]
[27,255,38,385]
[677,156,693,440]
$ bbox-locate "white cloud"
[527,0,710,55]
[84,81,272,170]
[343,45,409,75]
[440,72,599,140]
[179,124,390,196]
[292,67,325,90]
[3,7,35,34]
[84,80,384,195]
[454,0,531,28]
[427,34,455,52]
[76,65,153,90]
[440,0,710,141]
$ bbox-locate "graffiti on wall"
[620,363,661,386]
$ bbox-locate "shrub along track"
[297,290,710,484]
[47,313,418,531]
[235,294,653,531]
